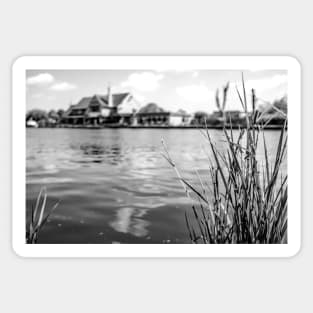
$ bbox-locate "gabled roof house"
[62,86,141,125]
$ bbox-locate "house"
[135,103,191,126]
[191,110,247,126]
[169,109,192,126]
[211,110,242,120]
[135,103,169,126]
[61,87,192,127]
[209,110,247,125]
[61,86,141,126]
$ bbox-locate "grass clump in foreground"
[163,76,287,244]
[26,187,59,243]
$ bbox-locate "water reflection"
[110,207,150,237]
[79,143,123,165]
[80,143,106,155]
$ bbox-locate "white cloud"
[49,82,77,91]
[231,74,288,92]
[155,69,200,77]
[121,72,164,92]
[176,84,214,103]
[26,73,55,86]
[226,74,288,110]
[133,93,146,103]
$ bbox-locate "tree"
[57,109,65,119]
[192,111,210,125]
[258,96,287,115]
[269,96,287,114]
[257,96,287,126]
[48,109,59,121]
[26,109,48,122]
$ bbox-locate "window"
[90,106,99,112]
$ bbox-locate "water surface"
[26,128,285,243]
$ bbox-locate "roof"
[75,97,92,109]
[69,93,130,110]
[92,95,108,108]
[93,93,130,107]
[138,103,165,114]
[63,93,131,117]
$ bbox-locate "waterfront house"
[208,110,247,126]
[135,103,191,126]
[61,88,192,127]
[191,110,247,126]
[210,110,246,121]
[170,109,192,126]
[135,103,168,126]
[61,86,141,126]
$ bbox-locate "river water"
[26,128,286,243]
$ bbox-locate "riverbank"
[28,124,286,130]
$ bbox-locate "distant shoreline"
[27,124,286,130]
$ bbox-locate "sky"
[26,69,288,113]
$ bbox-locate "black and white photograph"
[12,56,300,256]
[2,1,312,311]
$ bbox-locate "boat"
[26,119,38,128]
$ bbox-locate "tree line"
[26,109,65,127]
[26,96,287,128]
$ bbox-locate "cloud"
[26,73,55,86]
[226,74,288,109]
[133,93,146,103]
[49,82,77,91]
[155,69,199,77]
[176,84,214,103]
[231,74,288,92]
[121,72,164,92]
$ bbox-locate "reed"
[163,75,287,243]
[26,187,59,243]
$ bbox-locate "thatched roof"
[138,103,165,114]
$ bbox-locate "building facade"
[61,87,141,126]
[61,88,193,127]
[135,103,191,126]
